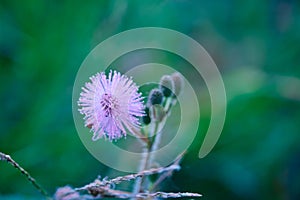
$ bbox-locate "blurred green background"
[1,0,300,199]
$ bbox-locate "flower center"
[100,93,118,117]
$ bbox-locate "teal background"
[1,0,300,199]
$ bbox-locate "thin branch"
[58,164,201,199]
[76,164,180,192]
[0,152,51,200]
[150,151,185,192]
[133,191,201,199]
[86,187,202,199]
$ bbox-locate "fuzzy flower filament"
[78,71,145,141]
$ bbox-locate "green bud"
[171,72,184,97]
[148,89,163,105]
[159,75,174,97]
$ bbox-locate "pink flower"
[78,71,144,141]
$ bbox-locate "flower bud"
[148,89,163,105]
[159,75,174,97]
[149,104,166,122]
[171,72,184,97]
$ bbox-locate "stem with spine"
[132,121,158,196]
[0,152,51,199]
[133,97,173,196]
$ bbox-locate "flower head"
[78,70,145,141]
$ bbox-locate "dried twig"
[150,151,185,191]
[0,152,51,199]
[63,164,202,199]
[76,164,180,191]
[132,191,202,199]
[85,187,202,199]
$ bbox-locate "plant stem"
[133,97,175,197]
[0,152,52,199]
[132,119,160,198]
[132,144,150,196]
[149,151,185,192]
[130,126,149,144]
